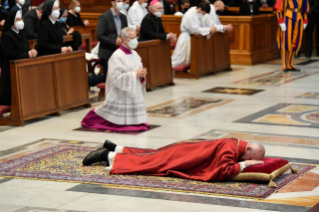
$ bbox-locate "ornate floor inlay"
[202,87,264,95]
[193,129,319,146]
[147,97,233,118]
[233,70,319,86]
[235,103,319,128]
[296,92,319,99]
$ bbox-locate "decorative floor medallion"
[235,103,319,128]
[296,92,319,99]
[233,70,319,86]
[147,97,233,118]
[202,87,264,95]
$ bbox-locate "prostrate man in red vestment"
[83,138,265,181]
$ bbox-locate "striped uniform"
[274,0,310,70]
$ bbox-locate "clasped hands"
[168,33,177,43]
[136,68,147,79]
[62,46,73,53]
[28,49,38,58]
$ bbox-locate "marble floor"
[1,55,319,212]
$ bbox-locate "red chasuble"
[110,138,248,181]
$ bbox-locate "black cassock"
[37,18,65,56]
[66,12,84,27]
[37,0,65,56]
[139,13,168,42]
[0,30,30,105]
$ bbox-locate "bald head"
[214,0,225,12]
[239,142,265,161]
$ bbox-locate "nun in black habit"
[0,10,37,105]
[58,7,82,51]
[37,0,72,56]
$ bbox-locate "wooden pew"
[0,51,90,126]
[135,40,174,90]
[225,7,274,12]
[73,25,97,41]
[162,14,280,65]
[174,33,231,79]
[28,33,92,52]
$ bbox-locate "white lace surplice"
[95,49,147,125]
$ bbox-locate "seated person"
[172,2,216,68]
[82,27,150,132]
[67,0,89,27]
[127,0,149,29]
[0,0,9,27]
[139,0,177,42]
[10,0,26,17]
[174,0,190,16]
[58,7,82,51]
[239,0,260,15]
[120,0,140,33]
[37,0,73,56]
[22,3,43,39]
[83,138,265,182]
[0,10,37,106]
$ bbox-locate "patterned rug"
[0,145,314,199]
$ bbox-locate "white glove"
[304,23,307,29]
[280,23,286,31]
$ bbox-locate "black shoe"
[289,68,301,72]
[103,139,117,152]
[83,147,109,166]
[305,55,312,59]
[284,69,289,72]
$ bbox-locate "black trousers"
[305,11,319,56]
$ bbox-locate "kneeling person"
[81,27,150,132]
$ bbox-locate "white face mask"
[51,9,60,19]
[115,2,124,11]
[128,38,138,49]
[74,6,81,13]
[15,20,24,30]
[197,12,203,19]
[154,11,162,17]
[18,0,25,5]
[141,2,148,8]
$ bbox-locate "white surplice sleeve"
[108,56,138,99]
[182,11,210,36]
[128,6,140,26]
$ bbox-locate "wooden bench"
[162,14,280,65]
[0,51,90,126]
[174,33,231,79]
